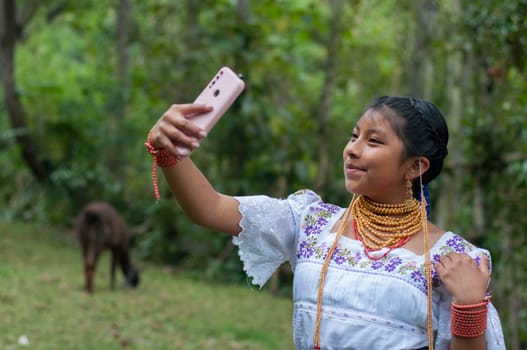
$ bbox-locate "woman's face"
[342,109,413,203]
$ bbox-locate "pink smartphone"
[177,66,245,156]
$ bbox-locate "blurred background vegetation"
[1,0,526,348]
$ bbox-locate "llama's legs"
[110,251,118,289]
[84,262,95,293]
[82,243,97,293]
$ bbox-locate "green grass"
[0,222,295,350]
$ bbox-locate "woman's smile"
[344,162,365,177]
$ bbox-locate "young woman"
[145,96,505,350]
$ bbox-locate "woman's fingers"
[151,104,212,157]
[433,252,490,305]
[176,103,213,116]
[159,122,201,159]
[479,254,490,274]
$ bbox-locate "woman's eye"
[369,138,382,144]
[350,133,358,141]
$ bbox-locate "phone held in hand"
[192,66,245,131]
[177,66,245,156]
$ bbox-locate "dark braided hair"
[367,96,449,194]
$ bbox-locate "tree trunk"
[314,0,344,192]
[110,0,132,180]
[0,0,50,182]
[436,52,464,229]
[116,0,131,120]
[436,0,464,230]
[409,0,439,99]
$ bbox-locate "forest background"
[1,0,526,348]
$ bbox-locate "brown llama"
[74,202,140,293]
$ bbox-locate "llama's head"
[126,267,140,288]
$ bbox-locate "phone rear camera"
[213,89,220,97]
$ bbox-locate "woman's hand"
[150,104,212,159]
[434,252,490,305]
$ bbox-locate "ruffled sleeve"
[232,190,321,288]
[435,248,506,349]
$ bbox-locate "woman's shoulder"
[285,189,327,205]
[286,189,342,213]
[235,189,341,220]
[286,189,321,201]
[432,230,490,258]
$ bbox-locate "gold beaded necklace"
[352,195,422,258]
[313,190,434,350]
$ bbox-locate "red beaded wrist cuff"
[149,148,178,168]
[450,298,489,338]
[145,129,178,200]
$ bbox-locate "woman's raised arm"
[148,104,242,235]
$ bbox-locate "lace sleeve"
[232,190,321,288]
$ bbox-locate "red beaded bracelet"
[450,298,489,338]
[145,129,178,200]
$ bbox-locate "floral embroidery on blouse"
[295,196,488,294]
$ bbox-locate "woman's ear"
[406,157,430,181]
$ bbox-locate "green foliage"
[2,1,527,345]
[462,0,527,72]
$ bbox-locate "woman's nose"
[344,140,360,159]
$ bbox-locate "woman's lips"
[344,163,365,176]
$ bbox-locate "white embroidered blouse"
[232,190,505,350]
